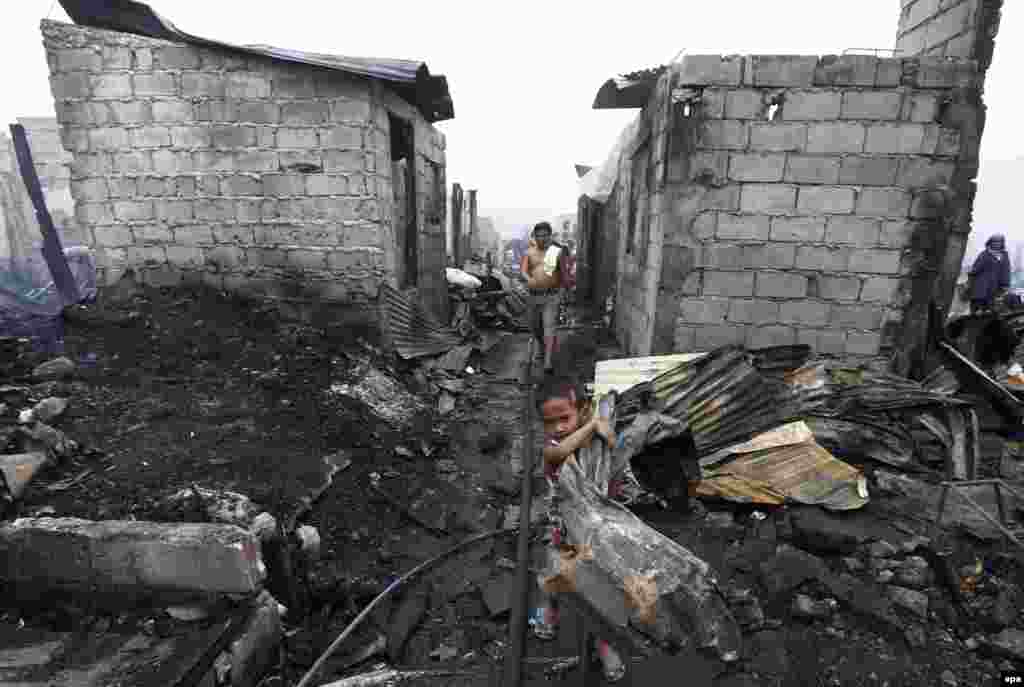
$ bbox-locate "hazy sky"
[3,0,1021,243]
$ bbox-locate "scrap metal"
[378,284,462,360]
[57,0,454,122]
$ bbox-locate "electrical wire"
[294,525,535,687]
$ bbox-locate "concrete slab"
[0,518,264,607]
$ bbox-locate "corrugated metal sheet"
[612,346,804,458]
[57,0,454,122]
[593,353,705,400]
[697,435,868,511]
[592,76,656,110]
[378,284,462,360]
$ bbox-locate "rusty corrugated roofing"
[56,0,454,122]
[378,284,462,360]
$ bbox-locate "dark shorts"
[529,289,559,340]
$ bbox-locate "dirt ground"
[2,282,1024,687]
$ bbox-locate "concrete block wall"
[895,0,1002,63]
[611,54,986,360]
[40,20,447,320]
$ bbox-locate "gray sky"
[3,0,1021,246]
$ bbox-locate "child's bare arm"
[542,417,612,466]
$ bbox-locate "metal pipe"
[502,338,537,687]
[294,526,531,687]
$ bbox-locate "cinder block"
[221,175,264,196]
[194,199,236,222]
[755,271,807,298]
[694,324,746,350]
[692,212,717,240]
[806,123,865,154]
[226,73,272,99]
[276,127,319,149]
[236,151,279,172]
[70,177,109,202]
[813,55,878,87]
[819,275,862,301]
[784,155,840,184]
[779,300,830,326]
[860,276,901,303]
[723,90,764,119]
[928,124,961,156]
[910,189,953,218]
[155,200,194,224]
[272,70,317,98]
[742,244,796,269]
[306,174,348,196]
[770,216,826,242]
[133,72,177,97]
[154,46,200,70]
[211,125,257,148]
[57,47,102,72]
[281,101,329,126]
[900,93,940,122]
[135,47,154,70]
[92,225,134,248]
[855,188,911,218]
[848,248,902,274]
[113,200,154,222]
[152,100,195,123]
[698,88,726,119]
[838,156,899,186]
[152,150,194,174]
[728,153,786,182]
[320,126,363,149]
[795,246,850,272]
[169,126,212,149]
[687,151,730,184]
[740,185,797,215]
[846,331,882,355]
[749,123,807,152]
[182,72,226,98]
[677,55,745,86]
[88,127,128,151]
[108,178,140,199]
[129,126,171,148]
[781,91,841,121]
[91,73,132,99]
[212,224,254,244]
[50,72,91,99]
[913,57,978,89]
[746,56,818,87]
[865,123,926,154]
[173,225,214,245]
[700,120,748,149]
[825,216,881,246]
[679,296,730,324]
[330,99,372,124]
[797,186,855,214]
[134,224,173,243]
[287,249,328,271]
[698,185,741,212]
[704,270,755,297]
[263,174,306,197]
[799,328,846,354]
[674,325,697,352]
[746,325,797,348]
[0,517,264,600]
[728,299,780,325]
[879,220,914,248]
[831,303,883,329]
[896,158,955,187]
[840,91,904,121]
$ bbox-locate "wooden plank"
[8,124,80,306]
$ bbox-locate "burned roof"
[592,64,667,110]
[57,0,454,122]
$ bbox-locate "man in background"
[521,222,563,373]
[967,234,1011,313]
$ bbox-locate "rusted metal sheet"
[697,426,868,511]
[615,347,804,458]
[57,0,453,122]
[378,284,462,360]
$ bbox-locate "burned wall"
[611,54,987,360]
[896,0,1003,64]
[40,20,447,322]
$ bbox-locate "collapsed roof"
[57,0,454,122]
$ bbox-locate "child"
[534,374,627,683]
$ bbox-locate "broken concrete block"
[26,397,69,425]
[0,452,50,501]
[32,357,76,381]
[0,518,265,605]
[887,585,929,619]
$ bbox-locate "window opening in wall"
[767,103,779,121]
[627,138,652,264]
[389,113,417,288]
